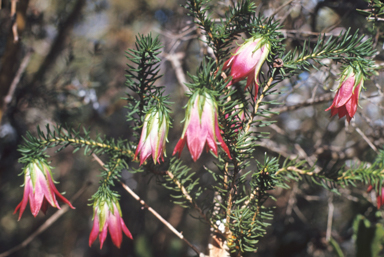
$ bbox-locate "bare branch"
[11,0,18,42]
[2,49,32,115]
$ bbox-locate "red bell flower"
[14,160,75,220]
[89,197,133,249]
[325,66,364,123]
[134,108,169,165]
[173,91,231,161]
[223,35,271,100]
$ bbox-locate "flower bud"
[223,35,271,100]
[134,108,169,165]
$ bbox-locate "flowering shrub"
[7,0,384,256]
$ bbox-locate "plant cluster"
[13,0,383,256]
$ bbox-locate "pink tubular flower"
[367,185,384,209]
[134,109,169,165]
[325,66,364,123]
[173,91,231,161]
[89,197,133,249]
[223,35,271,100]
[14,160,75,220]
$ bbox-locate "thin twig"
[270,93,333,115]
[276,166,314,176]
[326,193,334,241]
[368,17,384,22]
[0,182,91,257]
[119,182,204,256]
[270,0,295,17]
[244,77,274,133]
[163,52,190,93]
[91,154,205,257]
[11,0,18,42]
[166,170,213,226]
[2,50,32,115]
[354,127,378,153]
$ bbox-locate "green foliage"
[161,157,204,209]
[353,214,384,257]
[275,150,384,194]
[184,0,283,62]
[125,34,171,132]
[18,124,132,188]
[282,28,376,78]
[357,0,384,20]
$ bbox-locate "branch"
[270,0,295,17]
[11,0,18,42]
[120,182,205,256]
[165,170,216,229]
[245,76,275,132]
[2,49,32,116]
[269,93,333,115]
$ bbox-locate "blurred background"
[0,0,384,256]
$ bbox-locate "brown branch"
[120,182,204,256]
[326,193,334,242]
[271,0,296,17]
[11,0,18,42]
[163,52,190,93]
[353,126,378,153]
[275,166,314,176]
[2,49,32,115]
[165,170,213,226]
[244,77,274,133]
[0,182,91,257]
[270,93,334,115]
[0,0,29,123]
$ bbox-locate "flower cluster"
[14,159,75,220]
[173,91,231,161]
[134,108,169,165]
[89,195,133,249]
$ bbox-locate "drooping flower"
[14,159,75,220]
[89,196,133,249]
[367,185,384,209]
[223,35,271,100]
[134,108,169,165]
[325,66,364,123]
[173,91,231,161]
